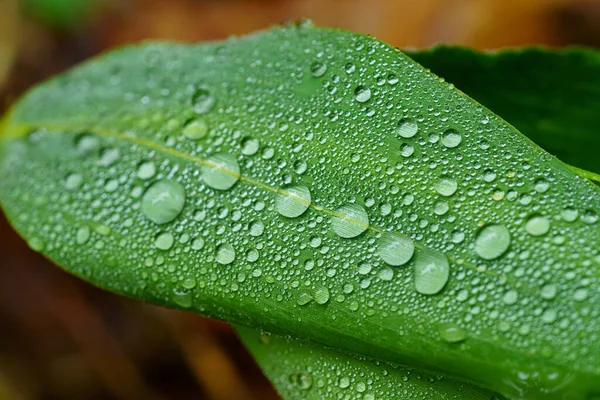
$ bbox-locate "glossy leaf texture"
[1,25,599,399]
[236,326,499,400]
[408,46,600,174]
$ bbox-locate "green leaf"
[236,326,499,400]
[408,46,600,174]
[1,24,599,399]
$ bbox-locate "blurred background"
[0,0,599,399]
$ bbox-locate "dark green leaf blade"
[408,46,600,174]
[1,25,599,399]
[236,326,500,400]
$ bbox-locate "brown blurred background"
[0,0,599,399]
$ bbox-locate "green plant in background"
[0,22,599,399]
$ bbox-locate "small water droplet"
[76,226,91,244]
[525,215,550,236]
[377,232,414,266]
[474,224,511,260]
[439,323,467,343]
[354,85,371,102]
[141,179,186,224]
[502,290,518,305]
[192,87,215,114]
[400,143,414,157]
[241,137,260,155]
[560,207,578,222]
[76,135,100,155]
[64,173,83,190]
[98,148,120,167]
[215,243,236,265]
[581,209,598,224]
[414,249,449,295]
[540,284,557,300]
[441,129,462,148]
[202,153,240,190]
[183,120,208,140]
[172,290,192,308]
[310,61,327,77]
[137,161,156,180]
[434,176,458,197]
[331,203,369,238]
[154,232,174,250]
[276,185,311,218]
[397,119,418,138]
[249,220,265,237]
[534,178,550,193]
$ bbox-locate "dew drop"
[502,290,518,305]
[215,243,235,265]
[414,249,449,295]
[439,323,467,343]
[377,232,414,266]
[534,178,550,193]
[249,220,265,237]
[310,61,327,77]
[293,160,308,174]
[276,185,311,218]
[241,137,260,155]
[525,215,550,236]
[76,135,100,155]
[397,119,418,138]
[474,224,511,260]
[202,153,240,190]
[581,209,598,224]
[192,87,215,114]
[154,232,174,250]
[560,207,578,222]
[98,148,120,167]
[137,161,156,180]
[64,173,83,190]
[331,203,369,238]
[434,176,458,197]
[441,129,462,148]
[172,290,192,308]
[400,143,414,157]
[540,283,557,300]
[183,120,208,140]
[354,85,371,102]
[314,287,330,304]
[76,226,91,245]
[141,179,186,224]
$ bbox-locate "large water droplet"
[310,61,327,77]
[249,220,265,237]
[434,176,458,197]
[414,249,449,295]
[354,85,371,102]
[560,207,578,222]
[241,137,260,155]
[137,161,156,180]
[276,185,311,218]
[441,129,462,148]
[474,224,511,260]
[377,232,414,266]
[215,243,235,265]
[202,153,240,190]
[397,119,418,138]
[141,179,186,224]
[525,215,550,236]
[331,203,369,238]
[314,287,330,304]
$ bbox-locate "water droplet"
[241,137,260,155]
[441,129,462,148]
[439,323,467,343]
[560,207,578,222]
[249,220,265,237]
[474,224,511,260]
[573,288,588,301]
[183,120,208,140]
[433,201,449,216]
[276,185,311,218]
[141,179,186,224]
[202,153,240,190]
[192,87,215,114]
[354,85,371,102]
[98,148,120,167]
[331,203,369,238]
[400,143,414,157]
[64,173,83,190]
[397,119,418,138]
[293,371,313,390]
[414,249,449,295]
[28,237,45,252]
[482,169,496,183]
[541,309,557,324]
[310,61,327,77]
[314,287,330,304]
[434,176,458,197]
[76,135,100,155]
[172,290,192,308]
[377,232,414,266]
[76,226,91,244]
[191,237,204,250]
[137,161,156,180]
[581,209,598,224]
[525,215,550,236]
[154,232,174,250]
[502,290,518,305]
[215,243,235,265]
[541,284,557,300]
[293,160,308,174]
[534,178,550,193]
